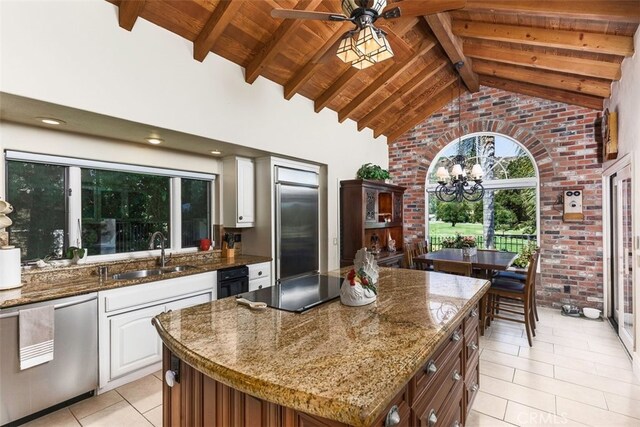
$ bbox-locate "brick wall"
[389,86,603,309]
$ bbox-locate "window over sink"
[5,151,215,262]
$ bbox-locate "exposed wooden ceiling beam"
[193,0,243,62]
[424,13,479,92]
[245,0,323,84]
[463,1,640,23]
[473,59,611,97]
[385,81,460,142]
[453,20,635,57]
[283,22,352,100]
[314,67,360,113]
[337,39,437,123]
[358,60,448,131]
[375,72,458,138]
[464,42,622,81]
[480,75,603,110]
[118,0,146,31]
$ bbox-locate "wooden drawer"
[412,348,463,425]
[464,358,480,423]
[415,379,464,427]
[411,325,463,405]
[370,385,411,427]
[463,304,479,337]
[465,328,480,374]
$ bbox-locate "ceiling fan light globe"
[355,26,383,56]
[341,0,361,16]
[371,34,393,62]
[351,55,377,69]
[370,0,388,14]
[336,36,361,63]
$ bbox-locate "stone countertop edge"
[153,274,490,426]
[0,254,271,310]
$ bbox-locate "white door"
[109,304,165,380]
[237,158,255,224]
[613,165,634,354]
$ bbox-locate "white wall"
[0,0,389,270]
[604,27,640,378]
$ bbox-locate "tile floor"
[24,308,638,427]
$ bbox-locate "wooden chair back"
[415,241,427,256]
[433,260,473,277]
[403,243,416,269]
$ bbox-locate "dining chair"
[415,241,427,256]
[403,243,416,269]
[432,260,473,277]
[492,251,540,321]
[486,249,540,346]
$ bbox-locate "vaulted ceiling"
[109,0,639,142]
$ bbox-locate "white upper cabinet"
[224,157,255,228]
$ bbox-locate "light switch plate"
[563,189,584,221]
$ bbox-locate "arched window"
[425,132,539,258]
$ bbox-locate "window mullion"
[171,178,182,250]
[67,166,82,248]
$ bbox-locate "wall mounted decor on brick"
[389,86,603,310]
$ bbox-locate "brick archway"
[412,119,556,187]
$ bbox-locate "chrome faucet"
[149,231,168,267]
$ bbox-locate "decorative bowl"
[582,307,601,319]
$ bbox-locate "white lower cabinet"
[248,261,272,291]
[98,271,216,392]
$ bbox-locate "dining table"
[414,248,519,276]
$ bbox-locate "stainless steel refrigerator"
[275,166,319,281]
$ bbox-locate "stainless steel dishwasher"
[0,293,98,426]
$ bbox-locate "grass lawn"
[429,221,528,236]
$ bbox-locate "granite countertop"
[153,267,489,426]
[0,254,271,310]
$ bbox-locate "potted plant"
[512,241,538,270]
[356,163,391,182]
[66,246,87,264]
[441,234,477,257]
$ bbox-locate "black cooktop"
[237,274,343,313]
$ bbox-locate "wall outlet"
[563,285,571,293]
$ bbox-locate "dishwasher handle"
[0,294,98,319]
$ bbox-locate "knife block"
[222,242,235,259]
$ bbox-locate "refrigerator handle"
[275,182,282,282]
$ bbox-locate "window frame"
[5,150,216,262]
[424,132,541,249]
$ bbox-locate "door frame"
[602,154,632,321]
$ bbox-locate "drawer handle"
[471,383,479,392]
[453,422,461,427]
[258,271,263,276]
[384,405,400,427]
[425,361,437,375]
[452,370,462,382]
[469,341,479,351]
[471,308,478,317]
[258,285,263,289]
[165,370,177,388]
[428,410,438,426]
[451,331,461,342]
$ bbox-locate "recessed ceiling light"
[146,138,163,145]
[210,150,222,155]
[37,117,65,125]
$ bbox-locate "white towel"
[19,305,54,370]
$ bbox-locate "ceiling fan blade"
[271,9,349,22]
[391,0,466,17]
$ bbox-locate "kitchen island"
[153,268,489,426]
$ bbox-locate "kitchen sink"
[112,265,198,280]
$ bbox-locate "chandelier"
[335,0,394,69]
[434,62,485,203]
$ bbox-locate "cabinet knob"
[428,410,438,426]
[165,370,177,388]
[425,360,437,375]
[469,341,479,351]
[384,405,400,427]
[451,331,461,342]
[472,383,479,392]
[258,271,262,276]
[452,370,462,382]
[239,216,243,220]
[258,285,263,289]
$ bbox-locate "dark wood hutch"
[340,179,406,268]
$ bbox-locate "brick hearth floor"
[23,308,638,427]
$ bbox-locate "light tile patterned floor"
[24,308,638,427]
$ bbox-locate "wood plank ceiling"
[110,0,639,142]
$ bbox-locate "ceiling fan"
[271,0,465,69]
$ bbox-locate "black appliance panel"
[218,265,249,299]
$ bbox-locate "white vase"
[73,249,88,265]
[340,279,377,307]
[462,247,477,257]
